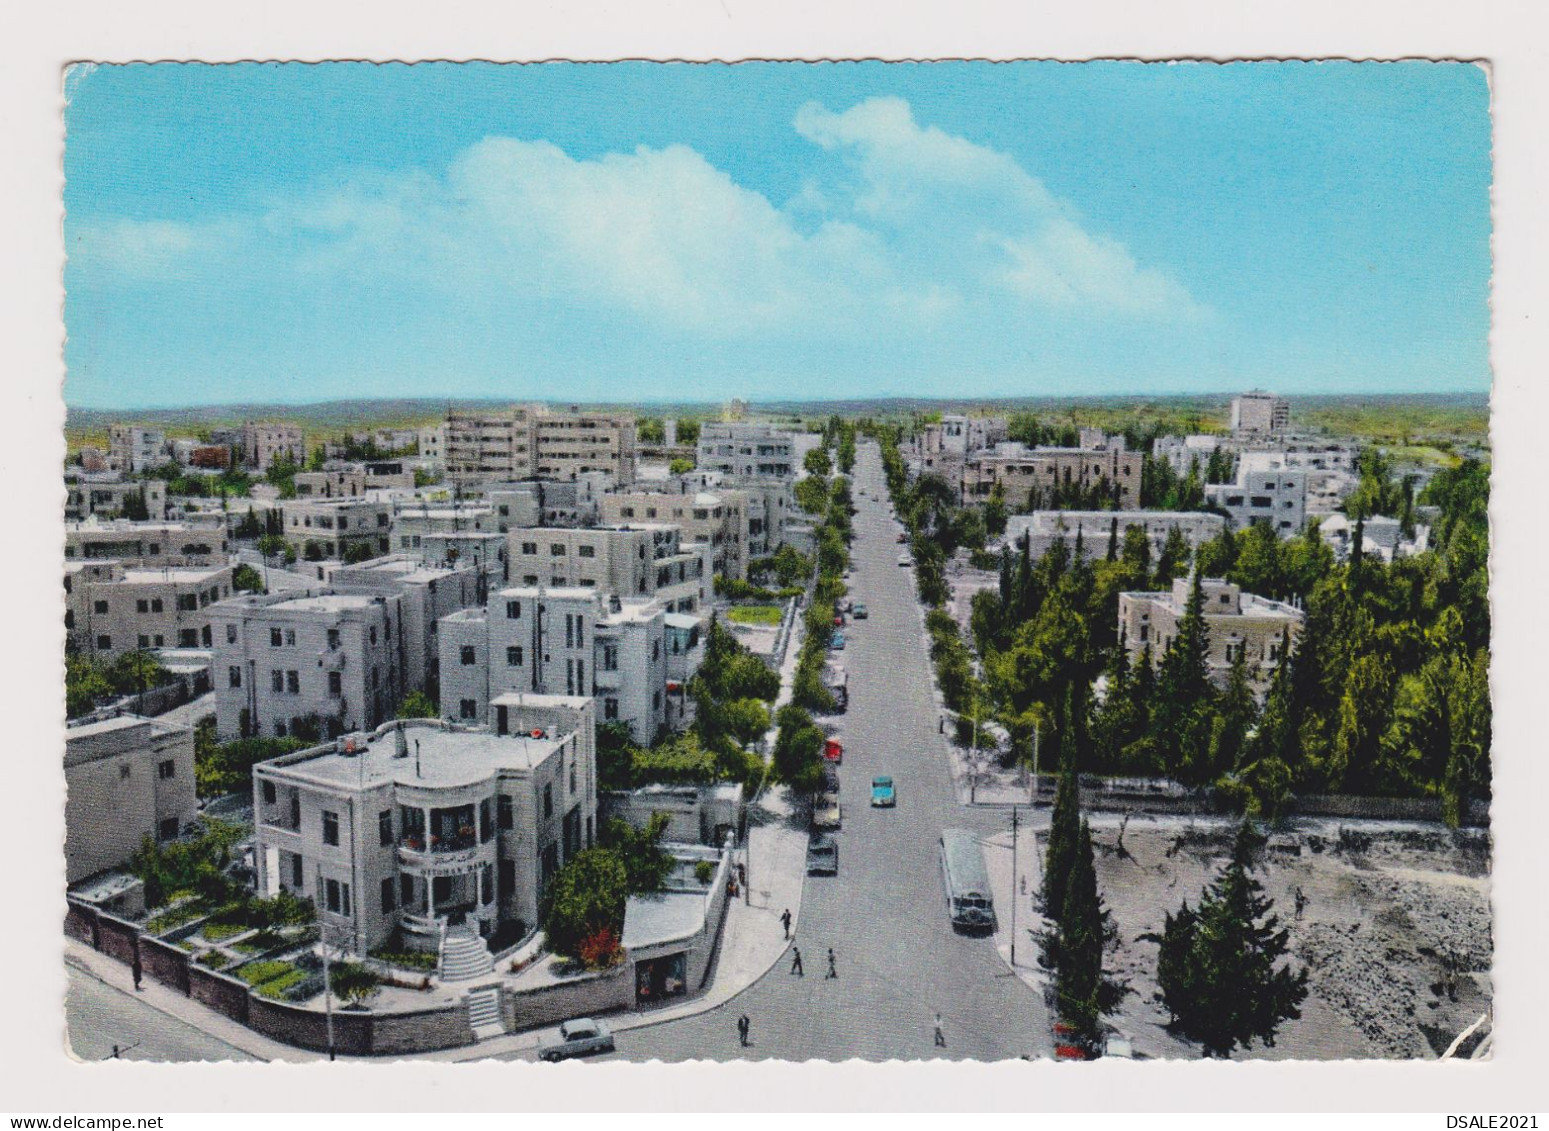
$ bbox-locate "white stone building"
[1118,577,1304,688]
[1204,466,1307,537]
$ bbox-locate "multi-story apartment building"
[294,468,368,499]
[961,435,1142,510]
[66,715,198,884]
[446,407,637,486]
[417,423,448,466]
[391,504,500,547]
[600,489,753,580]
[1118,577,1304,689]
[696,422,805,479]
[210,591,407,741]
[64,474,168,522]
[1230,392,1291,439]
[66,561,235,658]
[1236,449,1358,517]
[416,532,509,586]
[505,525,711,613]
[242,422,306,471]
[252,700,596,962]
[1205,467,1307,537]
[108,425,168,474]
[1152,433,1230,477]
[65,519,230,565]
[326,555,482,702]
[280,498,394,561]
[1004,510,1226,562]
[439,588,677,742]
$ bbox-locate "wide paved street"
[591,441,1048,1061]
[65,961,259,1063]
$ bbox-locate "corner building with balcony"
[252,701,596,965]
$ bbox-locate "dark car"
[806,833,839,876]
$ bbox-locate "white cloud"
[72,96,1203,338]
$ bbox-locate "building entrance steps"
[439,928,495,982]
[466,986,504,1039]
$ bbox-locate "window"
[158,759,176,780]
[381,877,396,913]
[550,543,566,556]
[460,698,477,720]
[226,623,237,643]
[138,635,150,649]
[270,628,283,647]
[291,853,304,889]
[499,859,516,897]
[284,629,296,646]
[177,594,198,612]
[328,671,342,695]
[119,763,131,781]
[569,761,577,794]
[369,626,377,645]
[286,670,300,694]
[461,645,477,666]
[652,640,660,662]
[601,644,618,671]
[506,646,523,667]
[136,599,149,614]
[179,629,198,647]
[275,721,288,737]
[322,810,339,846]
[521,542,537,555]
[97,635,111,650]
[653,690,661,710]
[94,600,109,614]
[506,600,521,619]
[498,795,513,830]
[324,878,350,915]
[543,784,553,819]
[262,780,276,804]
[272,670,285,693]
[604,697,619,721]
[159,817,179,841]
[522,575,538,585]
[400,874,414,907]
[578,545,595,559]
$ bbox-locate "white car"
[538,1018,616,1062]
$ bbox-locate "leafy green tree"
[232,564,264,593]
[65,654,113,718]
[803,447,833,478]
[984,480,1009,538]
[121,488,150,521]
[603,813,674,894]
[1199,653,1257,785]
[396,690,438,719]
[541,848,630,960]
[1328,651,1398,795]
[330,962,382,1006]
[1145,821,1309,1057]
[669,457,695,475]
[771,703,826,794]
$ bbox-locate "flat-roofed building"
[1230,392,1291,438]
[64,474,168,522]
[961,436,1142,510]
[1205,466,1307,537]
[696,422,803,480]
[65,518,230,566]
[242,422,305,471]
[108,425,168,474]
[280,498,394,562]
[66,715,198,884]
[1004,510,1226,562]
[68,561,235,659]
[417,423,448,467]
[601,489,752,580]
[1119,576,1304,689]
[506,524,711,613]
[252,701,596,964]
[446,406,637,486]
[210,590,407,741]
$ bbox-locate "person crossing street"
[825,948,837,979]
[790,946,804,976]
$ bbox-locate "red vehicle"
[833,614,845,628]
[823,738,843,764]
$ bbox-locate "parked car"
[813,791,841,829]
[897,554,911,567]
[870,775,896,808]
[896,532,909,544]
[806,833,839,875]
[539,1018,616,1062]
[823,738,843,763]
[852,603,868,620]
[833,613,845,628]
[830,630,846,649]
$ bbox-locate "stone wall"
[140,935,191,995]
[368,1004,477,1056]
[96,911,141,966]
[504,965,634,1032]
[188,964,250,1023]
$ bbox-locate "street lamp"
[316,865,337,1062]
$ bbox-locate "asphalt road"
[64,961,260,1063]
[594,441,1048,1062]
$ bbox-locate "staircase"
[439,928,494,982]
[466,986,504,1039]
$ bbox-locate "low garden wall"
[503,965,634,1033]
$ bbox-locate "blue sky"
[62,61,1492,409]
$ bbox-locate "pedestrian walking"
[825,948,837,979]
[131,954,143,992]
[780,908,792,938]
[934,1013,946,1048]
[790,946,804,976]
[737,1014,751,1047]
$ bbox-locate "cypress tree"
[1040,730,1081,961]
[1055,819,1125,1051]
[1106,516,1119,562]
[1155,570,1212,775]
[1146,821,1309,1057]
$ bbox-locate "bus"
[939,829,997,931]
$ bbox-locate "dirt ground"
[1077,817,1493,1060]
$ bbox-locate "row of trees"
[65,650,173,719]
[877,416,1491,825]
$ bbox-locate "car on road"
[896,532,909,544]
[806,833,839,875]
[897,553,911,567]
[870,775,896,807]
[832,613,845,627]
[538,1018,615,1061]
[813,791,841,829]
[852,603,868,619]
[823,737,843,763]
[830,630,846,649]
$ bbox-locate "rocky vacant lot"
[1087,818,1491,1060]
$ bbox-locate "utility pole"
[1030,722,1040,806]
[1010,806,1019,967]
[317,865,336,1062]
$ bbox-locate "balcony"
[318,650,346,670]
[397,835,492,874]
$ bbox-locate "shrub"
[576,927,624,971]
[694,860,716,885]
[197,951,229,969]
[330,961,382,1006]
